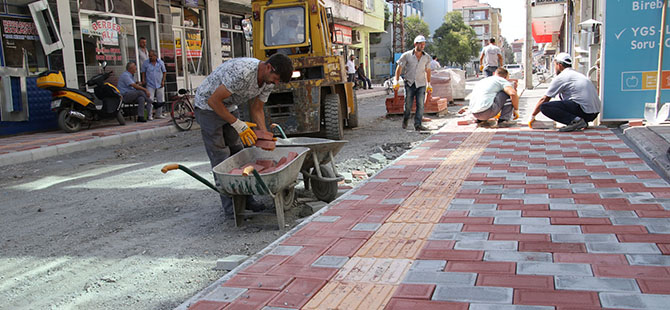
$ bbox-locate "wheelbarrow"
[161,146,309,229]
[272,124,347,202]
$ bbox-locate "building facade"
[453,0,501,47]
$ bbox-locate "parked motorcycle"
[37,61,125,133]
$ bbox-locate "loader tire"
[346,93,359,128]
[323,93,343,140]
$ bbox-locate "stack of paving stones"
[187,126,670,310]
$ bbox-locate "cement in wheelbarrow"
[213,146,309,229]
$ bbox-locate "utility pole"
[524,0,533,90]
[391,0,405,58]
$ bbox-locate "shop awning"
[531,3,564,43]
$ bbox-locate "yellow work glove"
[528,115,536,128]
[426,82,433,93]
[513,109,519,120]
[231,119,257,146]
[479,65,484,72]
[392,78,400,91]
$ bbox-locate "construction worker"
[193,53,294,219]
[479,38,503,77]
[393,35,432,131]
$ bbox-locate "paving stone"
[382,198,405,205]
[480,188,525,194]
[572,187,622,194]
[433,223,465,232]
[448,204,498,210]
[600,292,670,309]
[601,192,654,199]
[483,251,552,262]
[454,240,517,251]
[216,255,249,270]
[432,286,513,304]
[203,286,248,302]
[409,260,447,271]
[469,304,554,310]
[430,232,489,241]
[311,256,349,268]
[586,242,661,254]
[551,234,617,243]
[549,203,604,211]
[451,199,476,204]
[646,225,670,233]
[306,201,327,213]
[626,254,670,266]
[342,194,368,200]
[521,225,581,234]
[549,183,594,189]
[351,223,382,231]
[469,210,521,217]
[517,262,592,276]
[312,216,340,223]
[262,307,297,310]
[577,210,638,218]
[369,178,389,183]
[402,270,477,286]
[494,218,550,225]
[269,245,303,256]
[554,275,640,292]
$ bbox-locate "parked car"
[504,64,524,80]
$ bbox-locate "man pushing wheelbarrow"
[192,53,294,219]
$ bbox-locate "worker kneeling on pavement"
[530,52,601,132]
[461,67,519,128]
[193,53,294,219]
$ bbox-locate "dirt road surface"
[0,91,466,309]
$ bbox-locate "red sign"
[333,24,352,45]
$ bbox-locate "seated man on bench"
[118,61,153,122]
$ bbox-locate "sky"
[479,0,526,42]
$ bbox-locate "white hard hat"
[414,35,426,44]
[555,52,572,66]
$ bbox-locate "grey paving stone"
[454,240,517,251]
[517,262,592,276]
[577,210,638,218]
[430,231,489,241]
[342,195,368,200]
[448,204,498,211]
[432,286,513,304]
[495,217,550,225]
[550,203,604,210]
[402,270,477,285]
[313,215,340,223]
[611,218,670,225]
[311,256,349,268]
[551,234,617,243]
[601,192,654,199]
[521,225,581,234]
[381,198,405,205]
[216,255,248,270]
[502,194,548,200]
[451,199,476,204]
[549,182,594,189]
[572,187,622,194]
[269,245,302,256]
[203,286,247,302]
[483,251,553,262]
[351,223,382,231]
[433,223,465,232]
[410,260,447,271]
[387,165,406,169]
[646,225,670,233]
[469,304,554,310]
[402,181,421,186]
[586,243,661,254]
[555,276,639,292]
[626,254,670,266]
[469,210,521,217]
[262,307,297,310]
[369,179,389,183]
[600,293,670,309]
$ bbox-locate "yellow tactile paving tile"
[373,223,434,240]
[386,208,444,223]
[355,238,426,259]
[400,196,451,210]
[334,257,412,284]
[303,282,395,310]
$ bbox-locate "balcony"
[324,0,365,27]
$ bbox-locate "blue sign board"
[603,0,670,120]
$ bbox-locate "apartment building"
[453,0,501,47]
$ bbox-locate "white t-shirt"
[194,58,274,112]
[430,59,441,70]
[346,59,356,74]
[480,44,502,67]
[469,76,512,113]
[545,68,601,114]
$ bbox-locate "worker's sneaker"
[559,118,587,132]
[415,124,430,131]
[498,120,517,128]
[476,119,497,128]
[402,119,409,129]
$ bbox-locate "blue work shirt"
[118,71,137,95]
[141,59,166,89]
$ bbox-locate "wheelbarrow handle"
[270,123,288,139]
[242,166,275,198]
[160,163,221,194]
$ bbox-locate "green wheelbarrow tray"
[275,137,347,203]
[162,146,309,229]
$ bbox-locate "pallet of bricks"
[385,70,453,115]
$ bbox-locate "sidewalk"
[178,88,670,309]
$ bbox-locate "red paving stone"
[392,284,436,300]
[581,225,648,234]
[225,289,278,309]
[187,300,228,310]
[417,249,484,261]
[384,298,468,310]
[592,265,670,279]
[514,289,601,307]
[222,274,294,291]
[267,278,327,308]
[445,261,516,274]
[553,253,629,265]
[519,241,586,253]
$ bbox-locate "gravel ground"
[0,91,466,310]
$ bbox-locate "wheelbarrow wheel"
[310,165,338,203]
[281,186,295,211]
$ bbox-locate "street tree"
[431,12,479,67]
[404,15,430,52]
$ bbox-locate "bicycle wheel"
[171,100,194,131]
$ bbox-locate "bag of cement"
[446,69,466,100]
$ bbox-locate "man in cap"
[346,55,357,83]
[479,38,503,77]
[393,35,432,131]
[530,52,601,132]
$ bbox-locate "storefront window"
[79,0,105,12]
[185,28,207,75]
[184,7,203,28]
[221,31,231,60]
[220,15,231,30]
[220,13,247,61]
[110,0,132,16]
[171,6,182,27]
[135,0,155,18]
[80,14,136,85]
[264,7,305,46]
[6,0,30,15]
[0,16,47,72]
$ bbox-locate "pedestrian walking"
[479,38,503,77]
[141,50,167,119]
[138,37,149,66]
[193,53,294,218]
[430,56,441,70]
[459,67,519,128]
[393,35,432,131]
[529,52,601,132]
[117,62,153,122]
[346,55,356,83]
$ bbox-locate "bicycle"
[170,88,195,131]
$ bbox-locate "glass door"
[173,28,186,90]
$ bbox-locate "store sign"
[602,1,670,120]
[183,0,198,8]
[94,47,122,61]
[333,24,352,45]
[2,20,39,40]
[186,32,202,58]
[91,20,120,46]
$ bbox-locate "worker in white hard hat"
[393,35,432,131]
[530,52,602,132]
